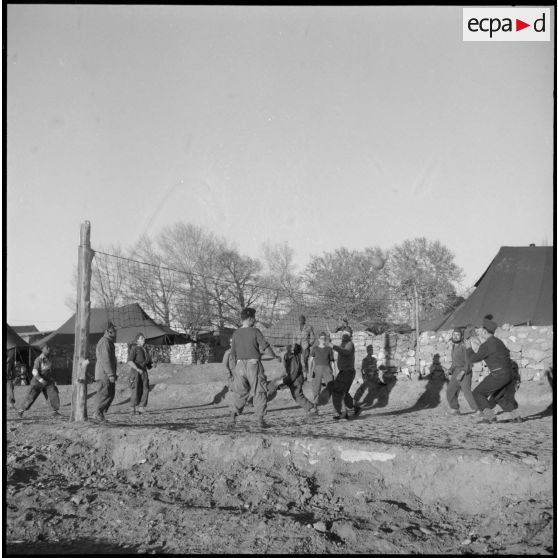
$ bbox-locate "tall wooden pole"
[414,283,421,377]
[70,221,93,421]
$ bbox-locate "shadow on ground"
[6,538,141,555]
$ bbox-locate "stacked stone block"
[115,342,212,366]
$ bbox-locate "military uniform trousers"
[229,359,268,419]
[22,379,60,411]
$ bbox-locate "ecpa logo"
[463,8,550,41]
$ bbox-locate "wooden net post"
[414,283,421,377]
[70,221,93,422]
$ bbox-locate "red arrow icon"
[516,19,530,31]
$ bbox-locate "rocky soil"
[5,363,554,555]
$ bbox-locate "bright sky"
[6,5,555,331]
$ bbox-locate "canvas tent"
[12,325,38,334]
[265,309,368,346]
[6,324,40,367]
[34,303,190,347]
[423,246,553,331]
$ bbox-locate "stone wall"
[328,330,415,373]
[49,341,212,384]
[416,324,553,381]
[115,342,212,366]
[327,325,553,382]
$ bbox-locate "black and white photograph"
[5,4,555,555]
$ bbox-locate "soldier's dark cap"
[105,321,116,331]
[483,316,497,334]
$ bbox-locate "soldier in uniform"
[292,314,316,380]
[18,344,61,418]
[282,344,318,417]
[446,328,478,415]
[228,307,281,429]
[467,315,521,423]
[331,331,356,420]
[353,344,379,416]
[92,322,118,422]
[6,348,17,410]
[127,332,153,415]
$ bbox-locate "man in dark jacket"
[467,315,520,423]
[446,328,478,415]
[331,331,356,420]
[93,322,118,422]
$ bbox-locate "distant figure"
[18,363,29,385]
[446,329,478,415]
[93,322,118,423]
[466,315,521,423]
[127,332,153,415]
[282,344,318,418]
[308,331,335,410]
[331,330,356,420]
[6,348,17,410]
[292,314,316,380]
[18,344,61,418]
[228,307,281,429]
[222,338,235,379]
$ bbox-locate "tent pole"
[70,221,93,422]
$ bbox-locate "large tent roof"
[11,325,39,334]
[6,325,40,364]
[34,303,190,346]
[425,246,553,331]
[7,325,33,351]
[265,308,368,346]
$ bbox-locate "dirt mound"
[5,366,554,554]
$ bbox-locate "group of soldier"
[10,321,147,423]
[222,310,522,428]
[8,310,522,426]
[446,315,522,423]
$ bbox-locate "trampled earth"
[5,362,554,555]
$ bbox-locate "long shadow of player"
[522,366,554,421]
[375,361,447,417]
[357,376,398,411]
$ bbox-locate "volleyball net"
[90,248,414,349]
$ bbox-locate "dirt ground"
[5,362,554,555]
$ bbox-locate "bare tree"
[213,249,262,327]
[90,244,131,308]
[157,222,262,332]
[127,235,179,326]
[258,241,302,325]
[304,246,391,324]
[385,238,464,323]
[158,223,217,334]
